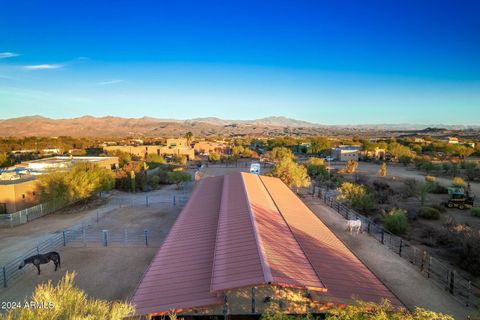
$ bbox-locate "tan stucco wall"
[0,178,40,214]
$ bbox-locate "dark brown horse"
[19,252,61,275]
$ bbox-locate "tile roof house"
[131,172,401,318]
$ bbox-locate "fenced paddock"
[308,187,479,309]
[0,199,68,228]
[0,194,188,229]
[0,193,188,289]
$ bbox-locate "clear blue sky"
[1,0,479,124]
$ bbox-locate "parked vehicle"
[250,163,261,175]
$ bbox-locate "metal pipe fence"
[0,193,188,289]
[309,187,479,309]
[0,199,68,228]
[0,194,188,229]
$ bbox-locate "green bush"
[430,203,447,213]
[382,209,409,235]
[471,208,480,218]
[326,299,454,320]
[418,207,441,220]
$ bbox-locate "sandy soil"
[0,186,187,265]
[302,195,475,320]
[0,247,158,303]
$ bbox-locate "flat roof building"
[21,156,119,170]
[131,172,400,317]
[331,146,361,162]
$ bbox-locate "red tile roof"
[131,172,401,316]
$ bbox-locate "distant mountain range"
[0,115,478,137]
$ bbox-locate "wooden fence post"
[144,229,149,247]
[62,231,66,246]
[399,239,403,257]
[381,231,385,244]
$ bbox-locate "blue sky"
[0,0,479,124]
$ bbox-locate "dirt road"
[302,195,475,319]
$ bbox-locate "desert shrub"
[378,162,387,176]
[418,207,441,220]
[39,162,115,202]
[326,299,453,320]
[306,157,328,180]
[337,182,375,215]
[269,158,310,191]
[208,152,221,162]
[166,171,192,189]
[0,272,134,320]
[430,183,448,194]
[148,175,161,189]
[471,208,480,218]
[372,180,393,204]
[430,203,447,213]
[382,208,408,235]
[343,160,358,174]
[401,178,419,198]
[457,232,480,276]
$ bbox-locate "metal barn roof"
[131,172,400,316]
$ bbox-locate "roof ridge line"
[240,172,274,284]
[258,175,327,292]
[209,175,226,293]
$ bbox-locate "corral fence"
[306,187,479,309]
[0,199,68,229]
[0,193,189,289]
[0,194,188,229]
[0,227,162,289]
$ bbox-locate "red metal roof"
[131,176,224,316]
[131,172,401,316]
[259,175,401,306]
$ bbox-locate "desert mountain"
[0,115,478,138]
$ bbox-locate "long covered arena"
[131,172,401,319]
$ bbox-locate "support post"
[62,230,66,246]
[399,239,403,257]
[381,230,385,244]
[449,270,455,294]
[173,195,176,206]
[96,210,99,223]
[367,221,371,234]
[223,292,228,320]
[144,229,149,247]
[3,266,6,288]
[146,195,149,207]
[82,227,86,247]
[251,287,256,314]
[103,230,108,247]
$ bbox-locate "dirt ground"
[0,185,187,265]
[0,247,158,303]
[333,161,480,284]
[302,196,475,320]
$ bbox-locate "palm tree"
[185,132,193,146]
